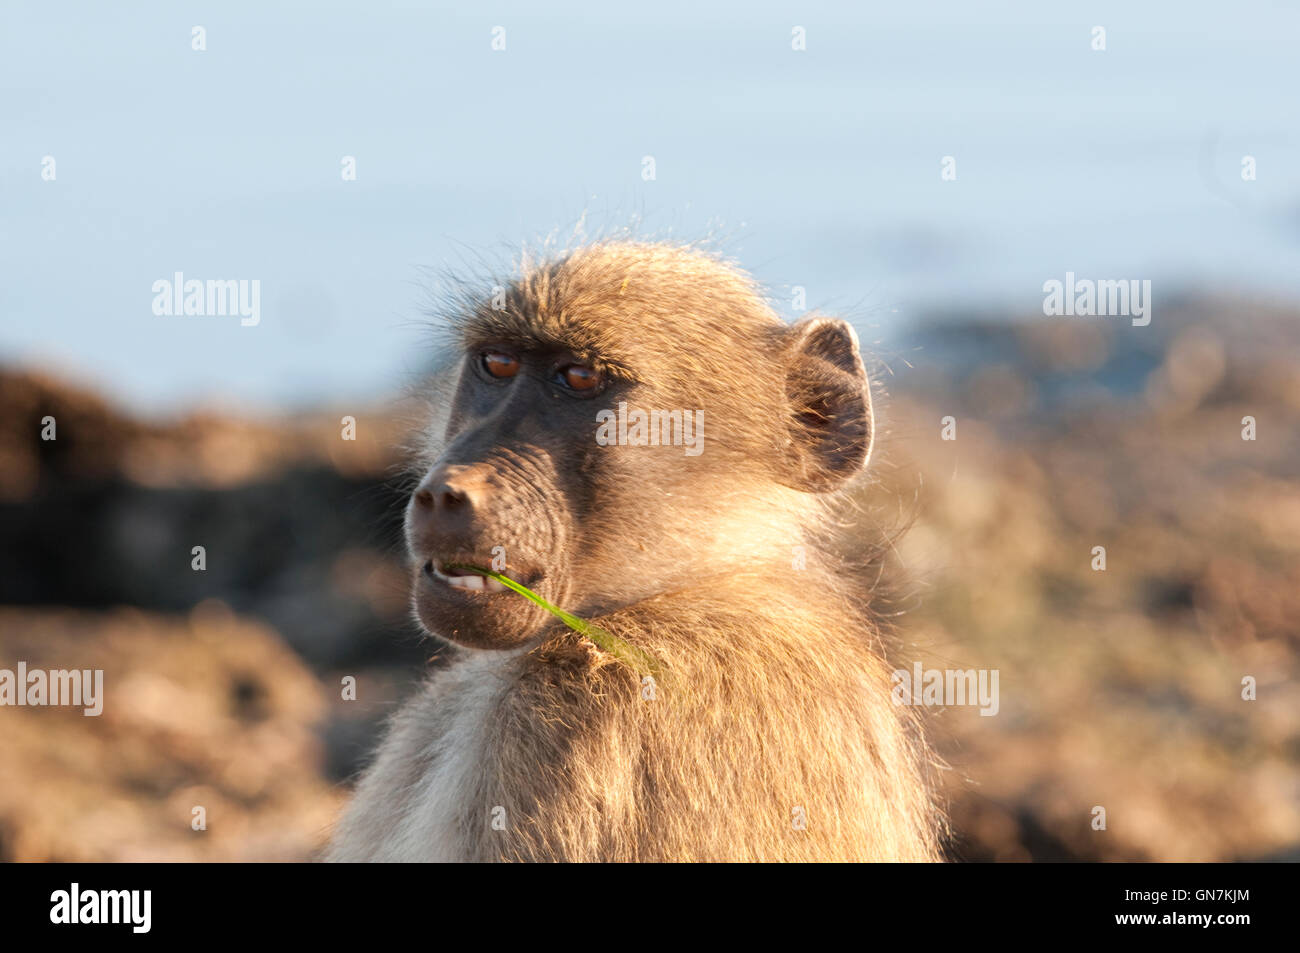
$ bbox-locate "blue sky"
[3,0,1297,414]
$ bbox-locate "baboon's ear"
[779,317,874,491]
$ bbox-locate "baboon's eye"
[481,352,520,379]
[558,364,602,392]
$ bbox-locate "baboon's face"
[405,342,715,650]
[405,248,873,650]
[406,341,609,649]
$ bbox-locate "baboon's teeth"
[433,564,507,593]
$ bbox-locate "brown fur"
[328,241,943,862]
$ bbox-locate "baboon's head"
[407,242,874,649]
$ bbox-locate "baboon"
[327,241,943,862]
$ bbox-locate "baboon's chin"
[412,564,553,650]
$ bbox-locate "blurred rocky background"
[0,297,1297,861]
[0,373,430,860]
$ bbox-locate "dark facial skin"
[407,341,626,649]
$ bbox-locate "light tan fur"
[328,241,944,862]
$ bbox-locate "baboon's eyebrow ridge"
[454,305,640,382]
[446,241,787,391]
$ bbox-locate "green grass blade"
[445,564,661,677]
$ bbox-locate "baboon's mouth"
[424,561,508,593]
[425,561,661,676]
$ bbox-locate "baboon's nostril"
[436,485,468,511]
[409,468,485,549]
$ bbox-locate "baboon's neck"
[466,559,938,862]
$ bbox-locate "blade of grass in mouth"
[446,564,660,677]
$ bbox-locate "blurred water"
[2,0,1297,414]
